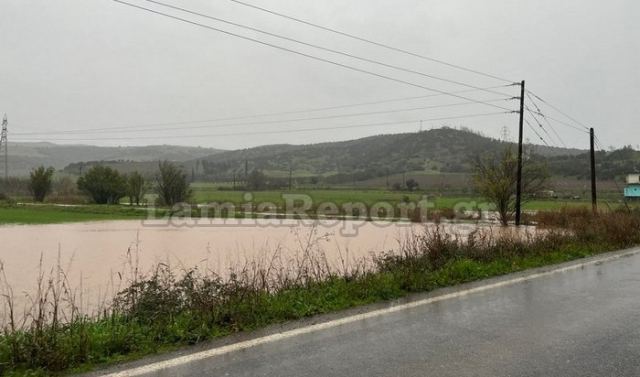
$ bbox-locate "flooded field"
[0,219,520,322]
[0,219,410,319]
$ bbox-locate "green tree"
[473,147,548,226]
[77,165,127,204]
[405,178,420,192]
[127,171,146,206]
[29,166,55,202]
[246,169,267,191]
[155,161,191,206]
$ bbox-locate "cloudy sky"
[1,0,638,150]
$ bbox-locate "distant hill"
[6,143,224,176]
[192,128,584,183]
[14,128,634,190]
[547,146,640,180]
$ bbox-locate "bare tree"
[473,147,548,226]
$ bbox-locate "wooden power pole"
[590,128,598,213]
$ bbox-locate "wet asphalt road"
[116,251,640,377]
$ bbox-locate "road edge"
[84,245,640,377]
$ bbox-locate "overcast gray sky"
[1,0,638,150]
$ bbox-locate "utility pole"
[288,164,293,191]
[1,114,7,181]
[590,128,598,214]
[385,168,389,188]
[515,81,525,226]
[244,160,248,182]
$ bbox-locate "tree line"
[27,161,191,206]
[22,146,550,226]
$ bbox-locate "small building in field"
[534,190,557,199]
[624,174,640,199]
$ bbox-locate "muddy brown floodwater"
[0,219,517,323]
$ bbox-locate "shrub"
[534,207,592,228]
[28,166,55,202]
[77,166,127,204]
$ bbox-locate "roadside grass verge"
[0,209,639,375]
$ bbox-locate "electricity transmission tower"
[0,114,7,181]
[500,125,511,142]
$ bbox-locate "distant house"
[624,174,640,199]
[534,190,557,199]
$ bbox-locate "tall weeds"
[1,210,639,375]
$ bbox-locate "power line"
[15,97,510,136]
[16,85,508,135]
[112,0,515,113]
[525,92,568,148]
[13,111,511,142]
[524,118,550,147]
[594,136,608,152]
[526,90,591,131]
[525,106,589,134]
[142,0,513,98]
[227,0,515,84]
[525,107,564,148]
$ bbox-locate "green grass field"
[191,186,605,211]
[193,188,427,207]
[0,186,630,225]
[0,205,150,225]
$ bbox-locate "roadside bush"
[571,210,640,247]
[534,207,592,228]
[536,207,640,248]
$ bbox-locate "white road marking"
[102,248,639,376]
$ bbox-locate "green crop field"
[0,186,631,225]
[191,185,608,211]
[193,188,428,207]
[0,205,150,225]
